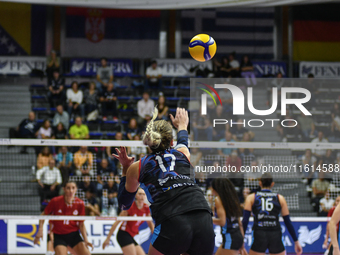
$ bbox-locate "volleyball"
[189,34,217,62]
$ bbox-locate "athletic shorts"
[251,229,285,254]
[222,229,243,250]
[151,210,215,255]
[117,230,138,248]
[53,231,83,249]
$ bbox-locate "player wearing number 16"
[242,173,303,255]
[34,181,93,255]
[113,107,215,255]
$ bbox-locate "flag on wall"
[181,8,274,61]
[293,4,340,61]
[65,8,160,58]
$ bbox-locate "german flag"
[293,4,340,61]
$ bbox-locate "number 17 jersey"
[139,148,211,225]
[252,190,281,231]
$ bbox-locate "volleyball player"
[323,196,340,255]
[113,107,215,255]
[211,178,247,255]
[329,201,340,255]
[102,188,154,254]
[242,173,302,255]
[34,181,93,255]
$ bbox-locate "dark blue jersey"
[252,190,281,230]
[139,148,211,225]
[222,216,240,235]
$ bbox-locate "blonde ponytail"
[142,107,162,149]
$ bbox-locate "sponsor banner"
[156,58,213,77]
[69,58,133,77]
[300,61,340,78]
[0,56,46,75]
[1,219,328,254]
[253,61,287,77]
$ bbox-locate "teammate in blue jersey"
[211,178,247,255]
[329,202,340,255]
[242,173,302,255]
[113,107,215,255]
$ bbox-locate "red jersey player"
[34,181,93,255]
[102,188,154,254]
[323,196,340,255]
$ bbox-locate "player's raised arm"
[170,107,190,159]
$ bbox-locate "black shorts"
[117,230,138,248]
[151,210,215,255]
[53,231,83,249]
[251,229,285,254]
[222,229,243,250]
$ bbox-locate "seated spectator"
[36,158,62,211]
[37,146,53,170]
[280,111,300,142]
[240,55,256,85]
[219,87,233,118]
[74,146,93,176]
[56,146,73,185]
[157,95,168,120]
[301,149,317,185]
[137,91,155,125]
[190,148,203,166]
[69,116,89,139]
[230,119,254,141]
[99,83,117,121]
[130,134,147,160]
[126,118,140,140]
[211,105,228,140]
[311,172,330,212]
[37,119,53,139]
[78,174,97,195]
[213,57,231,78]
[97,159,115,193]
[228,52,240,77]
[10,112,39,153]
[54,122,68,139]
[311,131,329,159]
[47,70,65,108]
[106,132,123,173]
[79,174,100,216]
[83,81,98,117]
[96,58,113,93]
[46,50,60,83]
[218,131,235,157]
[319,191,334,216]
[238,133,255,156]
[145,60,162,91]
[297,113,317,141]
[331,111,340,142]
[53,105,69,130]
[102,177,119,216]
[192,111,213,141]
[318,149,335,182]
[66,81,85,119]
[226,151,243,195]
[331,103,340,120]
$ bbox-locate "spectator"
[97,159,114,193]
[157,95,169,120]
[106,132,123,173]
[190,148,203,166]
[331,110,340,142]
[318,149,335,182]
[218,131,235,157]
[311,131,329,159]
[53,105,69,130]
[145,60,162,90]
[240,55,256,85]
[54,122,68,140]
[46,50,60,83]
[226,151,244,195]
[66,81,84,120]
[219,87,233,117]
[74,146,93,176]
[69,116,89,139]
[36,146,53,170]
[137,91,155,125]
[331,103,340,120]
[126,118,140,140]
[280,110,300,142]
[238,133,255,166]
[311,172,330,212]
[297,113,317,141]
[56,146,73,185]
[78,174,97,195]
[96,58,113,93]
[230,119,254,141]
[10,112,39,153]
[99,83,117,121]
[319,191,334,216]
[130,134,147,161]
[83,81,98,117]
[84,188,100,216]
[37,119,53,139]
[211,105,228,140]
[36,158,62,210]
[213,57,231,78]
[47,70,65,108]
[192,110,213,141]
[301,149,317,185]
[228,52,240,77]
[102,177,119,216]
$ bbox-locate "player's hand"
[102,237,110,250]
[85,241,94,251]
[34,231,43,245]
[295,241,303,255]
[170,108,189,130]
[112,147,135,174]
